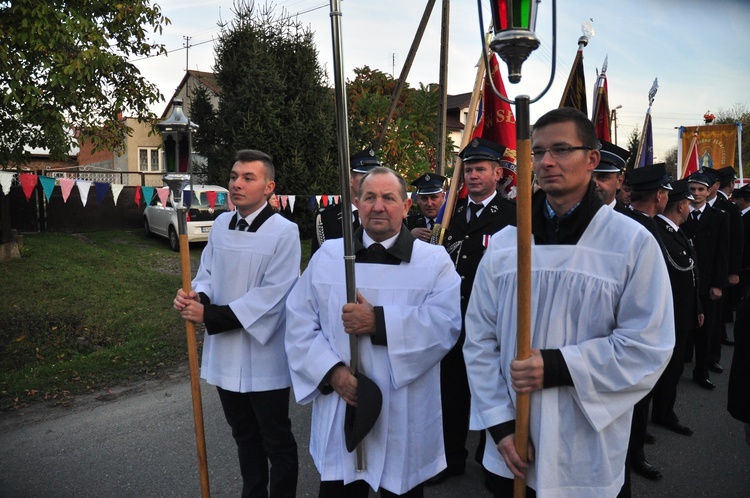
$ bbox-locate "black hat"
[459,137,507,163]
[667,179,694,202]
[351,149,382,173]
[716,166,737,181]
[627,163,673,192]
[594,140,630,173]
[688,172,712,188]
[698,167,720,184]
[344,371,382,453]
[410,172,446,195]
[732,184,750,200]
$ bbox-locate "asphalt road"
[1,342,749,497]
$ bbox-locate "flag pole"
[681,129,700,179]
[432,41,486,245]
[590,55,608,126]
[634,78,658,168]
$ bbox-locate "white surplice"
[193,210,300,393]
[464,206,674,497]
[285,238,461,494]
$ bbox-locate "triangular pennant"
[289,195,296,213]
[134,186,142,206]
[328,195,335,205]
[0,171,14,195]
[76,180,92,207]
[111,184,124,206]
[141,186,155,207]
[334,195,340,204]
[280,195,288,210]
[20,173,38,201]
[315,195,322,208]
[156,187,169,206]
[59,178,75,202]
[94,182,110,204]
[39,176,56,202]
[206,190,217,209]
[309,196,316,211]
[217,192,227,207]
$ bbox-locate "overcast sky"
[132,0,750,161]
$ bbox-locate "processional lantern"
[488,0,541,83]
[156,98,198,174]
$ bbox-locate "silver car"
[143,185,230,251]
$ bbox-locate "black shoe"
[424,470,449,486]
[653,419,694,436]
[631,459,663,480]
[692,375,716,390]
[708,362,724,374]
[424,466,464,487]
[644,431,656,444]
[722,338,735,346]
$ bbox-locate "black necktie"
[353,210,360,229]
[427,218,435,230]
[691,210,700,222]
[469,202,483,226]
[236,219,249,231]
[367,243,388,264]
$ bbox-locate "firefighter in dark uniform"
[310,149,381,256]
[427,137,516,485]
[405,172,446,242]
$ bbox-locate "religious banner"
[559,46,587,115]
[680,124,738,171]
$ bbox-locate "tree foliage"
[625,126,640,172]
[0,0,170,165]
[347,67,452,183]
[195,0,338,195]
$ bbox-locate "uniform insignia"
[471,138,479,148]
[490,204,498,214]
[447,240,463,255]
[368,149,375,157]
[425,174,431,181]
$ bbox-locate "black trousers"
[319,479,424,498]
[692,296,718,379]
[438,332,470,472]
[652,326,690,423]
[217,386,298,498]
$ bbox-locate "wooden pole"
[513,95,532,498]
[432,51,486,245]
[435,0,450,176]
[177,220,211,497]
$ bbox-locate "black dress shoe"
[644,431,656,444]
[708,362,724,374]
[722,338,735,346]
[653,419,694,436]
[424,470,449,486]
[631,459,663,480]
[692,376,716,390]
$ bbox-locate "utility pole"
[435,0,449,176]
[183,36,192,99]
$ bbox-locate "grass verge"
[0,230,312,411]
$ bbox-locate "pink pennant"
[19,173,38,201]
[59,178,76,203]
[156,187,169,206]
[280,195,288,210]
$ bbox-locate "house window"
[139,148,161,172]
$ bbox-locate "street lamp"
[155,99,209,498]
[478,1,557,496]
[611,105,623,144]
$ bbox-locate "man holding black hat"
[286,166,462,497]
[406,172,446,243]
[311,149,382,256]
[683,172,730,389]
[592,139,630,212]
[652,179,702,438]
[429,137,516,485]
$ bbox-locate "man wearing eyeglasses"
[464,107,674,497]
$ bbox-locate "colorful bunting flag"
[94,182,110,204]
[205,190,217,209]
[60,178,76,202]
[0,171,13,195]
[155,187,169,206]
[39,176,56,202]
[289,195,296,213]
[134,185,142,206]
[20,173,38,201]
[77,180,92,207]
[111,184,124,206]
[141,186,155,207]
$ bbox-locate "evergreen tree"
[190,85,220,183]
[625,126,640,172]
[209,1,338,195]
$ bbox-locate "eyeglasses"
[531,145,593,161]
